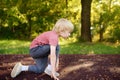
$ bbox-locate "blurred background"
[0,0,120,54]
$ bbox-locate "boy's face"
[60,31,71,39]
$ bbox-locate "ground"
[0,54,120,80]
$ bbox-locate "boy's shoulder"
[44,31,56,35]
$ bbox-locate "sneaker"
[44,68,60,77]
[11,62,22,78]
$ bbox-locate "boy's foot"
[11,62,22,78]
[44,68,60,77]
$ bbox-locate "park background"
[0,0,120,54]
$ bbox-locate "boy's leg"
[29,44,60,74]
[29,45,50,73]
[30,45,50,58]
[11,56,48,78]
[11,45,50,78]
[28,56,48,73]
[56,45,60,62]
[30,44,59,59]
[45,45,60,76]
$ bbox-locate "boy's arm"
[50,45,58,79]
[56,57,59,71]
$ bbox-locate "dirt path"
[0,54,120,80]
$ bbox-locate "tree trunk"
[27,14,32,39]
[99,24,105,42]
[81,0,92,42]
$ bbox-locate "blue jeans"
[28,45,60,73]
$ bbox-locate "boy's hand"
[51,73,59,80]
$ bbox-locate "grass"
[60,42,120,54]
[0,40,120,54]
[0,40,30,54]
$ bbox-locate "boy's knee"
[37,70,44,73]
[36,67,45,73]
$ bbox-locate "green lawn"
[0,40,30,54]
[60,42,120,54]
[0,40,120,54]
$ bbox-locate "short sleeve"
[48,34,58,46]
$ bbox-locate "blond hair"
[53,18,74,33]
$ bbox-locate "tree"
[80,0,92,42]
[91,0,120,42]
[0,0,67,39]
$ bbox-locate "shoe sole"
[11,62,22,78]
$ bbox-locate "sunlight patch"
[109,67,120,73]
[60,61,94,76]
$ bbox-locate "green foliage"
[0,0,120,42]
[91,0,120,42]
[0,0,80,40]
[111,27,120,41]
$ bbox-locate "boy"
[11,18,74,80]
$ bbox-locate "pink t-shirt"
[30,31,58,49]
